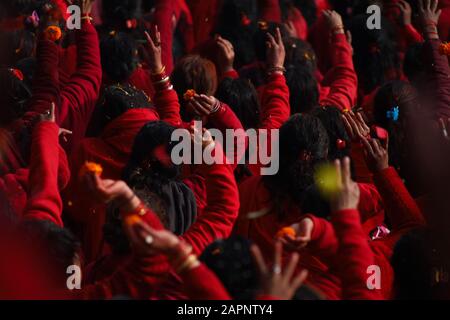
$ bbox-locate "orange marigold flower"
[79,162,103,178]
[439,42,450,56]
[276,226,296,239]
[183,89,196,101]
[44,25,62,42]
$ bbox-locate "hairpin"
[25,11,40,28]
[109,30,117,36]
[241,13,251,26]
[258,21,268,30]
[336,139,346,150]
[9,68,24,81]
[386,106,399,122]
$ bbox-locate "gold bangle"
[153,76,170,85]
[176,254,200,274]
[151,65,166,76]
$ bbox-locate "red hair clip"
[336,139,346,150]
[9,68,24,81]
[241,14,251,26]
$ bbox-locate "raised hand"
[330,157,360,212]
[187,94,221,118]
[360,137,389,173]
[216,36,235,74]
[396,0,413,26]
[266,27,286,71]
[342,111,370,142]
[279,217,314,252]
[251,242,308,300]
[145,26,163,74]
[418,0,442,26]
[323,10,344,34]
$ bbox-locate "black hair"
[404,42,426,86]
[285,64,318,114]
[311,106,351,161]
[200,236,259,300]
[102,0,142,29]
[284,37,317,70]
[104,187,168,255]
[123,121,197,235]
[392,228,450,299]
[373,81,418,175]
[214,0,258,68]
[292,0,317,26]
[0,67,32,126]
[0,30,36,66]
[18,220,80,281]
[100,32,138,83]
[216,77,260,130]
[348,14,401,94]
[123,121,181,182]
[88,84,152,136]
[263,114,329,219]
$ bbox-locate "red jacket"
[319,33,358,111]
[13,21,102,156]
[233,169,403,299]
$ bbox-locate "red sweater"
[233,173,390,299]
[295,167,425,299]
[22,122,65,226]
[15,21,102,156]
[319,33,358,111]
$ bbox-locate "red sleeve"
[221,69,239,80]
[180,146,240,255]
[402,24,423,47]
[180,263,232,299]
[78,207,169,299]
[305,214,338,265]
[258,0,281,22]
[208,103,248,170]
[331,209,382,300]
[77,254,170,299]
[152,0,176,74]
[424,39,450,118]
[259,73,290,130]
[372,167,426,249]
[152,77,183,127]
[59,20,102,152]
[23,122,63,227]
[319,33,358,111]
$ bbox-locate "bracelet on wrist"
[176,254,200,274]
[151,65,166,76]
[266,66,286,76]
[121,199,147,218]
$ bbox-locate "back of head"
[0,67,32,126]
[100,32,138,83]
[171,55,218,120]
[214,0,259,68]
[215,77,260,129]
[348,14,400,93]
[263,114,329,217]
[200,236,259,300]
[102,0,142,30]
[285,64,318,114]
[312,106,350,161]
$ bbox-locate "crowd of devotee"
[1,0,450,300]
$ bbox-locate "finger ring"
[45,110,51,116]
[145,235,154,245]
[272,264,281,275]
